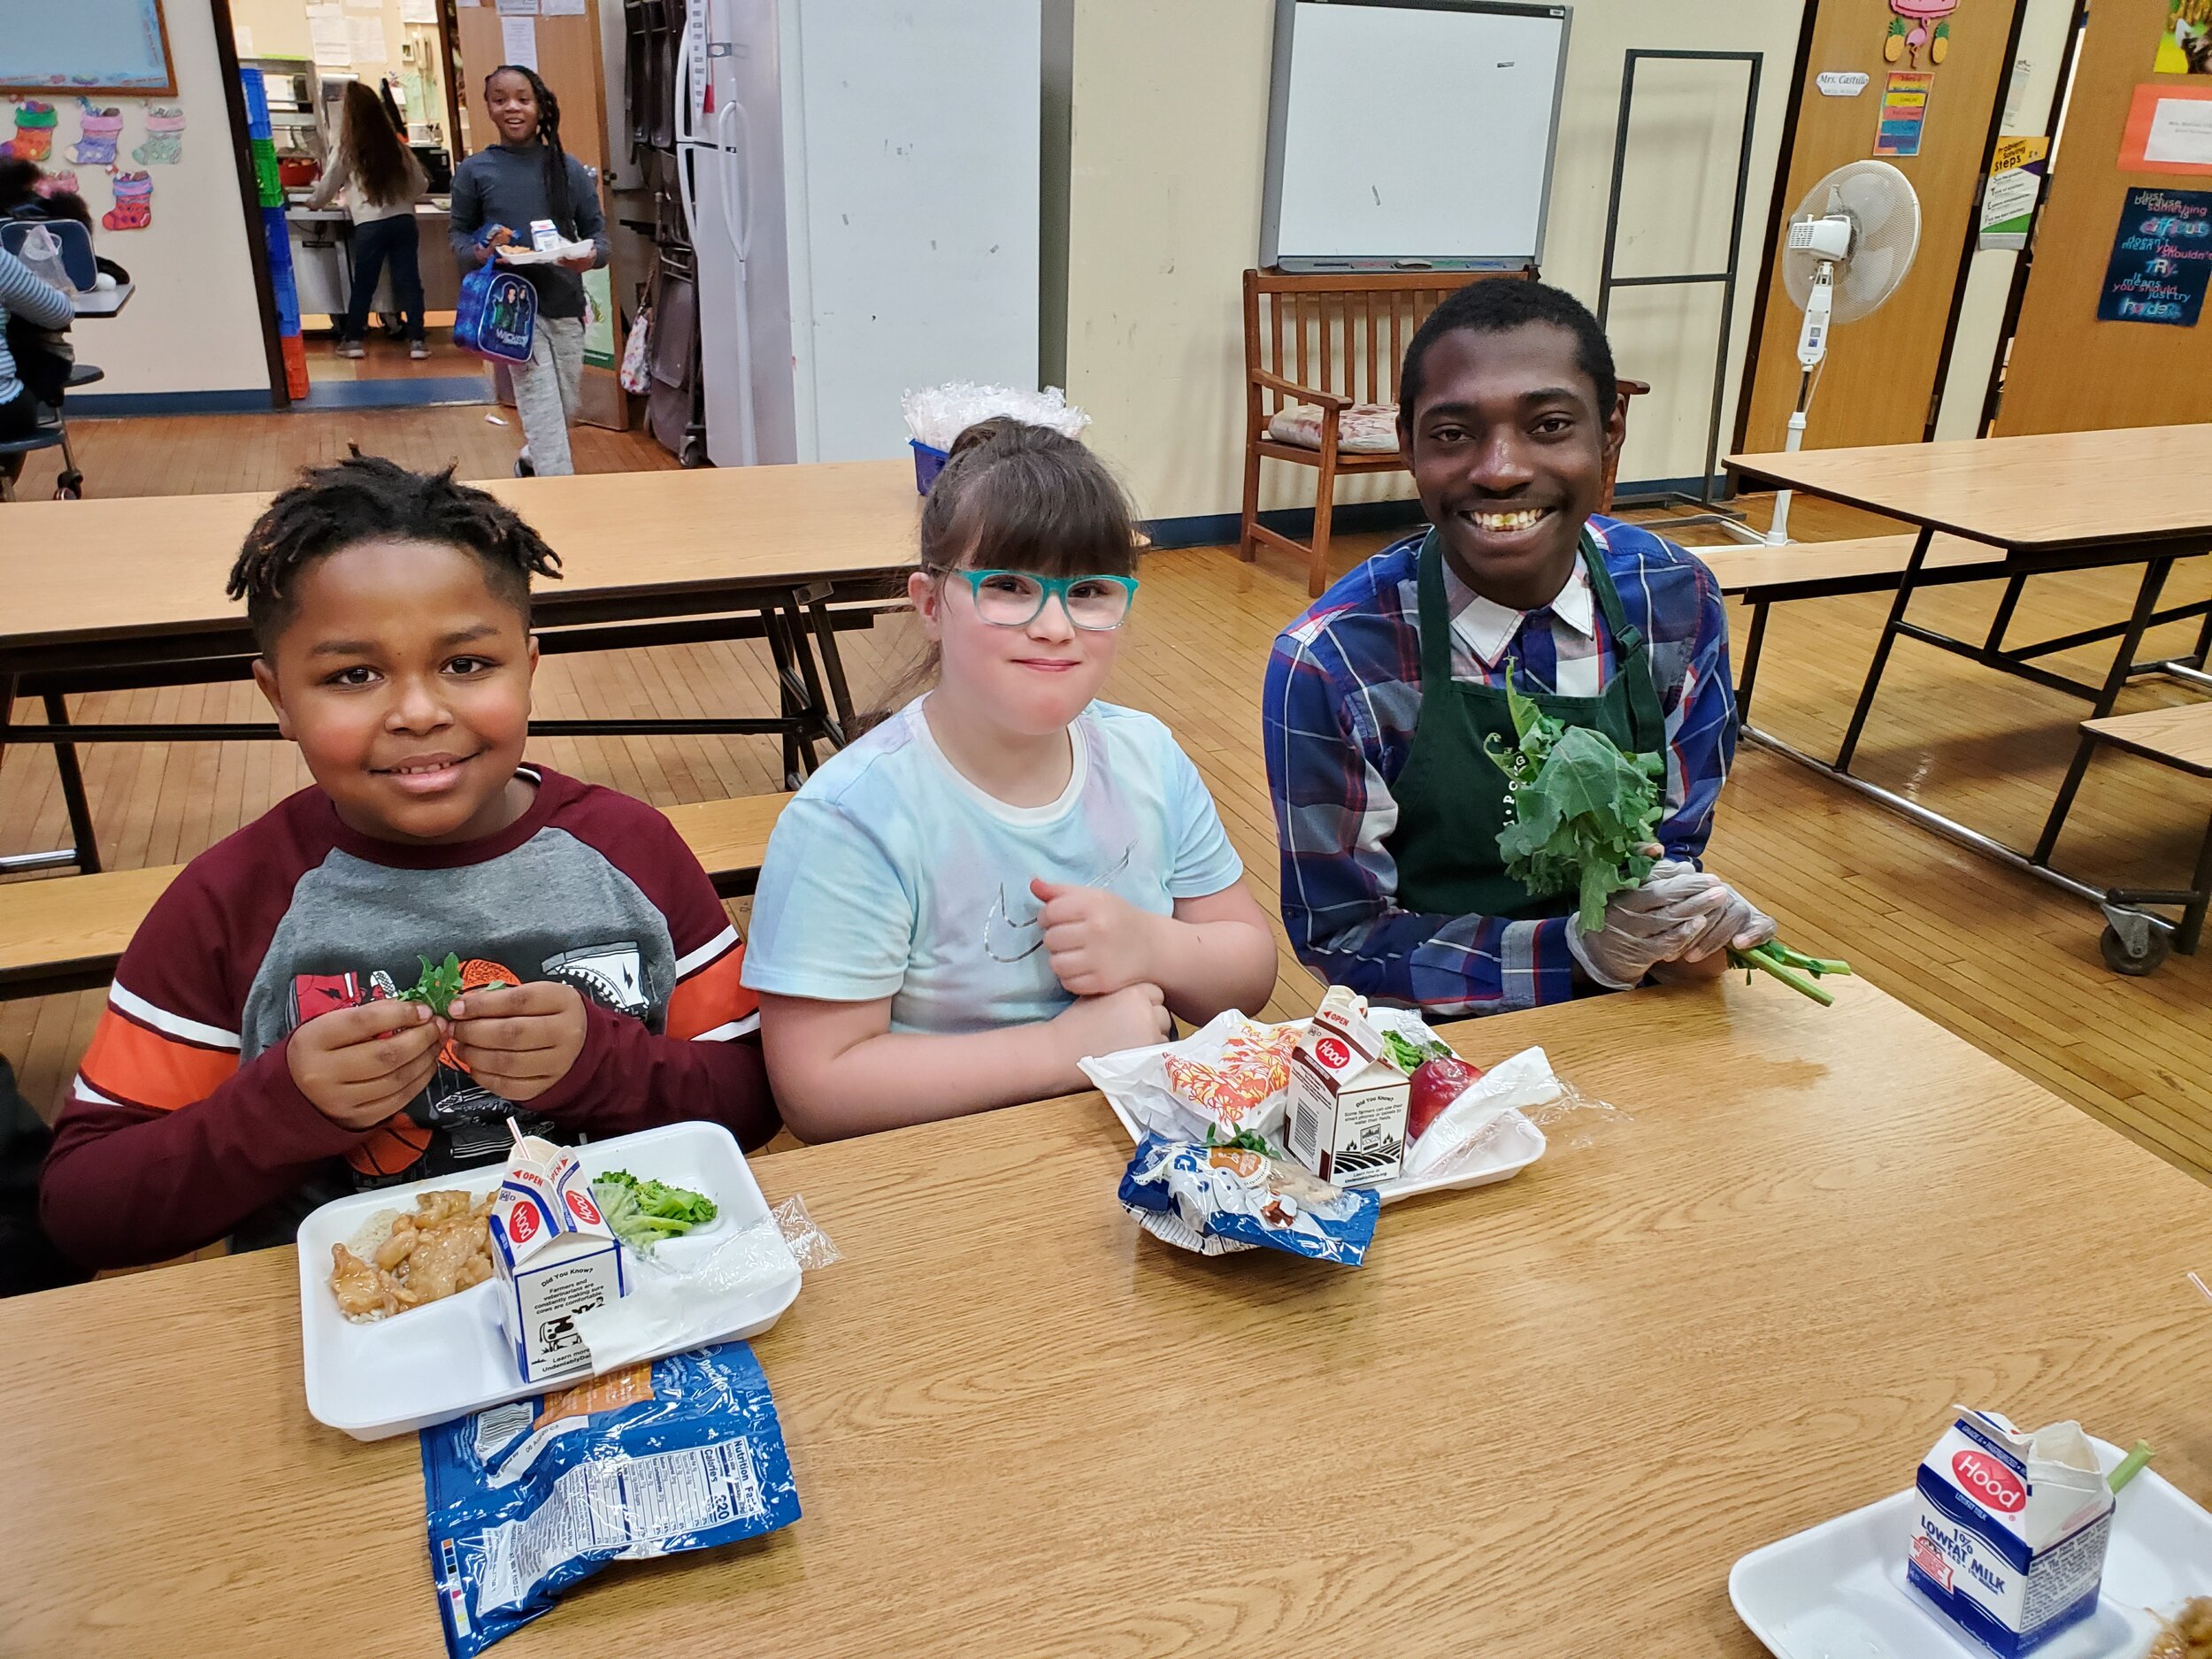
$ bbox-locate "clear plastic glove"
[1565,889,1707,990]
[1642,859,1778,962]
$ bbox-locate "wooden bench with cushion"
[0,791,795,1002]
[1240,267,1649,597]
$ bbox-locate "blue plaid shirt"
[1262,518,1736,1016]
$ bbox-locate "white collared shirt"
[1443,550,1603,696]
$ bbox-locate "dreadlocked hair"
[227,449,564,653]
[486,64,576,238]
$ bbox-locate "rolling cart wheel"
[52,470,83,501]
[680,434,708,468]
[2100,922,2169,977]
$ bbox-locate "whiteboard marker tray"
[296,1121,798,1441]
[1729,1437,2212,1659]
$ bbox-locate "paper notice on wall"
[541,0,588,13]
[309,16,353,65]
[305,3,342,18]
[2120,84,2212,174]
[348,17,388,63]
[501,15,540,69]
[234,23,253,53]
[1978,135,2048,250]
[1875,71,1932,158]
[400,0,436,20]
[495,0,539,13]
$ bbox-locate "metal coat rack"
[1596,48,1762,525]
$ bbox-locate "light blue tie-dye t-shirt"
[741,698,1244,1033]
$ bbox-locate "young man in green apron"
[1263,279,1772,1013]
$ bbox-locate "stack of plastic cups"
[242,68,310,400]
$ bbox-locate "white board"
[1261,0,1570,271]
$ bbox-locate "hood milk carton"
[1285,987,1409,1187]
[488,1135,629,1386]
[1906,1407,2115,1657]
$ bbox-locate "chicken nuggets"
[330,1187,495,1321]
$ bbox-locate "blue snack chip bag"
[420,1340,800,1657]
[1118,1132,1380,1265]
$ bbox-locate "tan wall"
[56,0,273,399]
[1063,0,1808,522]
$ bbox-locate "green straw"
[2107,1440,2154,1494]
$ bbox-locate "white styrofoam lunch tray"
[1730,1436,2212,1659]
[296,1120,798,1441]
[1095,1020,1545,1203]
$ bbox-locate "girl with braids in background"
[38,455,777,1272]
[449,65,610,477]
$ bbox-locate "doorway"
[230,0,488,408]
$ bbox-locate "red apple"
[1407,1055,1483,1142]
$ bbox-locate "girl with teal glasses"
[742,420,1278,1139]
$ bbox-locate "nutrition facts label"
[474,1440,769,1611]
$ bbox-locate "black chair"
[0,426,64,502]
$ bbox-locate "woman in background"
[309,81,430,360]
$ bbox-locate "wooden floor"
[4,412,2210,1189]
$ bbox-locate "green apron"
[1384,527,1668,920]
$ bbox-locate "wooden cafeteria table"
[0,460,921,873]
[3,975,2207,1657]
[1727,425,2212,951]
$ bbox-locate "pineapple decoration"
[1886,0,1956,67]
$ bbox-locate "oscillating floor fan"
[1731,159,1922,546]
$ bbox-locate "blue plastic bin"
[910,439,949,494]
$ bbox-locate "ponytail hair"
[485,64,577,239]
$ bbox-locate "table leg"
[44,693,103,875]
[2031,556,2173,867]
[783,593,841,752]
[799,582,859,736]
[761,600,819,791]
[1982,573,2027,657]
[1735,600,1770,726]
[2179,810,2212,956]
[1833,524,1934,774]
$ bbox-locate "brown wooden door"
[1738,0,2024,454]
[1995,0,2212,433]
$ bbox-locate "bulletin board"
[0,0,175,97]
[1996,0,2212,434]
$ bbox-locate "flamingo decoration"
[1887,0,1956,67]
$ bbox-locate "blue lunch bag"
[454,252,537,365]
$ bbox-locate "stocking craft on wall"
[69,106,125,169]
[3,102,58,162]
[104,170,152,232]
[1886,0,1955,69]
[134,107,186,165]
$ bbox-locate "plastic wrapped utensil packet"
[571,1215,797,1372]
[420,1341,799,1658]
